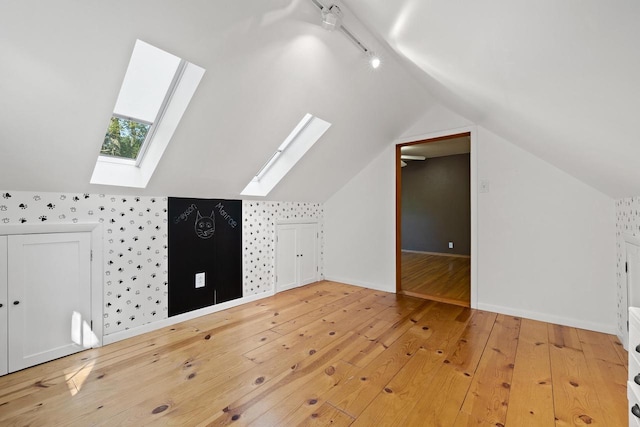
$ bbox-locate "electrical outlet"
[195,272,205,288]
[448,241,454,249]
[480,180,490,193]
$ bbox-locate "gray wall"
[401,153,470,255]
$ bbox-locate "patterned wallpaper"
[615,197,640,339]
[0,191,324,336]
[1,191,168,335]
[242,201,324,295]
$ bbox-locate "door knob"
[0,303,3,308]
[13,301,19,305]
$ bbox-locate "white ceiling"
[0,0,435,201]
[345,0,640,198]
[3,0,640,200]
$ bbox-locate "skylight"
[241,114,331,197]
[91,40,205,188]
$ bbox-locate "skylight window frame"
[132,58,187,167]
[252,114,314,183]
[90,40,205,189]
[98,59,188,167]
[241,114,331,197]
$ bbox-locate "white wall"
[324,145,396,292]
[325,105,617,334]
[324,105,472,293]
[475,127,616,333]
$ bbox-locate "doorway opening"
[396,132,471,307]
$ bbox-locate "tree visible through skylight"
[101,116,150,160]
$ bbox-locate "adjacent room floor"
[0,281,627,426]
[401,251,471,307]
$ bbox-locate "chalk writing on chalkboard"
[215,202,238,228]
[174,203,197,224]
[194,210,215,239]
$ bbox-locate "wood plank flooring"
[0,281,627,426]
[401,251,470,306]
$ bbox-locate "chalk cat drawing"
[194,210,215,239]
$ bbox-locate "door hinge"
[626,262,629,273]
[90,250,93,261]
[91,320,93,330]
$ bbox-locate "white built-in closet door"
[276,225,298,292]
[628,243,640,307]
[627,242,640,337]
[0,236,7,376]
[298,224,317,286]
[276,223,318,293]
[8,232,92,372]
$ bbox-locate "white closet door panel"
[8,232,92,372]
[298,224,318,286]
[629,243,640,309]
[276,225,298,292]
[0,236,7,376]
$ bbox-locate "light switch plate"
[480,180,490,193]
[195,272,205,288]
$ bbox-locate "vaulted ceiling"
[0,0,435,201]
[346,0,640,198]
[2,0,639,200]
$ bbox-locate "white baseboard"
[620,330,628,351]
[103,290,275,345]
[102,284,617,345]
[323,275,395,293]
[477,302,617,335]
[401,249,471,258]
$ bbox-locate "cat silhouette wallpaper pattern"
[0,191,324,336]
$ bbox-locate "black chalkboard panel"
[168,197,242,316]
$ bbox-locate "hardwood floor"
[0,281,627,426]
[401,251,470,307]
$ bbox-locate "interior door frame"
[395,127,478,309]
[0,223,104,347]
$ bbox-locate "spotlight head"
[321,5,342,31]
[368,52,381,69]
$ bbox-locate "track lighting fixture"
[311,0,381,69]
[321,5,342,31]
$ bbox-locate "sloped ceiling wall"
[0,0,435,202]
[346,0,640,198]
